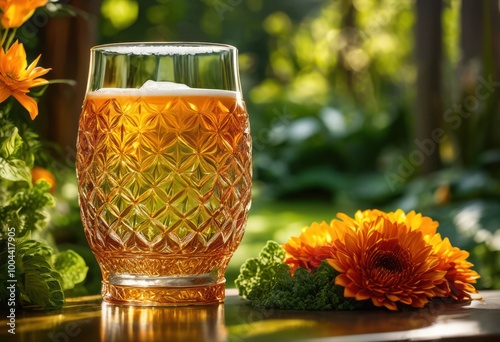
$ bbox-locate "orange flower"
[282,209,439,275]
[427,233,480,300]
[281,209,480,310]
[326,211,448,311]
[282,221,346,272]
[31,166,56,193]
[0,40,50,119]
[385,209,439,238]
[339,209,439,238]
[0,0,48,29]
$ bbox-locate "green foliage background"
[37,0,499,298]
[0,109,88,310]
[1,0,497,312]
[90,0,500,290]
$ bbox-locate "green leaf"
[15,239,65,309]
[1,237,89,310]
[0,124,33,183]
[16,238,53,259]
[13,126,39,169]
[53,250,89,291]
[0,126,23,158]
[6,181,55,237]
[235,241,366,311]
[0,157,32,183]
[235,241,286,299]
[22,271,65,309]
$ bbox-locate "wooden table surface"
[2,289,500,342]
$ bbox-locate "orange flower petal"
[382,300,398,311]
[344,283,362,298]
[0,0,48,28]
[0,41,50,119]
[11,91,38,119]
[335,273,351,287]
[355,288,372,301]
[0,82,11,102]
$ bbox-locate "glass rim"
[90,42,238,56]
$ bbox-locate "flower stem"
[0,29,9,47]
[48,79,77,86]
[4,28,17,49]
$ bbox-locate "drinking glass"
[76,43,252,305]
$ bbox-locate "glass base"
[101,279,226,306]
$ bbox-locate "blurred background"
[26,0,500,295]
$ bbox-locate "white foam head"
[89,86,239,99]
[140,81,190,91]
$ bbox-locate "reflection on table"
[102,301,226,341]
[1,289,500,341]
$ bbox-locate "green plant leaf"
[0,126,23,158]
[235,241,286,300]
[235,241,365,311]
[0,157,31,183]
[6,181,55,237]
[15,239,65,309]
[22,270,65,309]
[53,250,89,291]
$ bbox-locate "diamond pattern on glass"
[77,93,251,279]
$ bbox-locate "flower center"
[367,238,411,278]
[374,252,405,273]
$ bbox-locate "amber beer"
[77,88,251,304]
